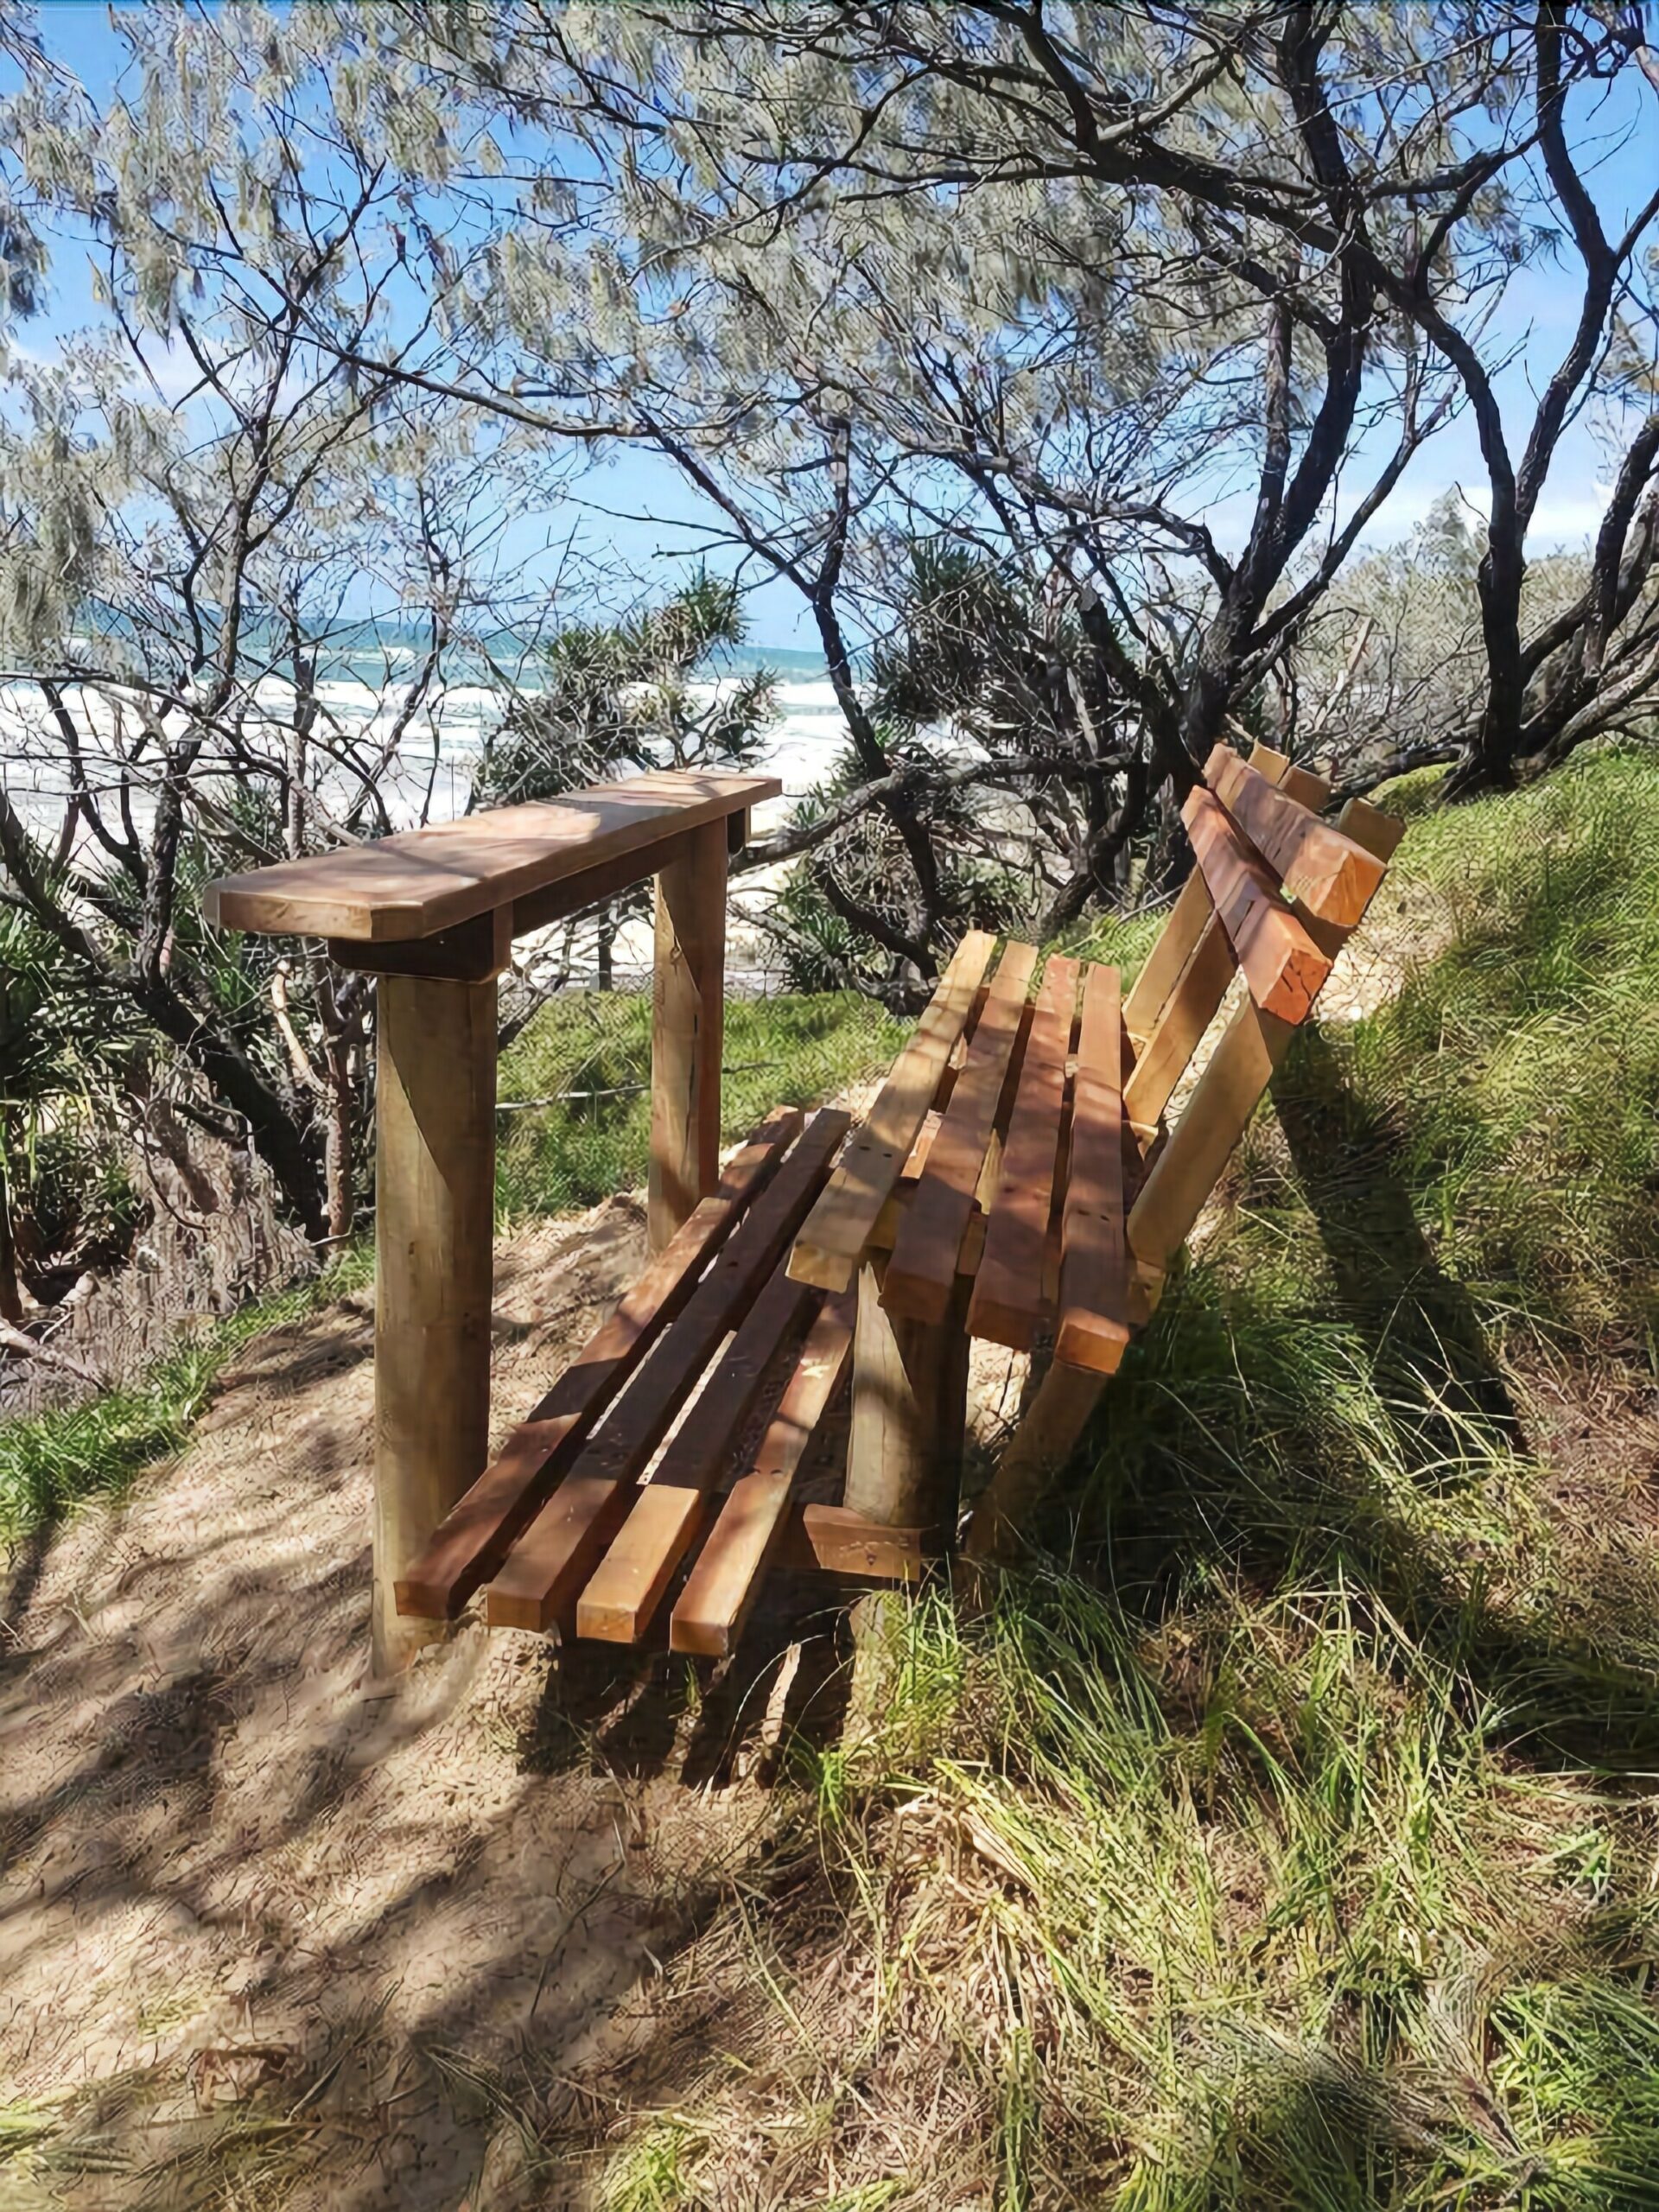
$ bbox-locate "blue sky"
[19,0,1659,652]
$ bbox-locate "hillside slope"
[4,750,1659,2209]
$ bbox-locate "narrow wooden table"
[205,769,779,1673]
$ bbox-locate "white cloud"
[1347,474,1612,551]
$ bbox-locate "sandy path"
[0,1197,817,2210]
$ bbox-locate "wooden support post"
[846,1254,970,1720]
[649,817,728,1252]
[372,973,497,1675]
[847,1257,970,1536]
[1126,997,1293,1283]
[1126,790,1405,1305]
[963,1359,1106,1563]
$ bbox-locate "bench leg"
[846,1257,969,1719]
[847,1256,969,1537]
[963,1357,1106,1563]
[372,974,497,1675]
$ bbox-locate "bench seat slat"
[883,941,1039,1325]
[668,1290,857,1656]
[483,1107,850,1631]
[575,1263,821,1643]
[393,1104,804,1619]
[968,954,1079,1351]
[1055,963,1132,1376]
[788,931,998,1293]
[1183,788,1332,1022]
[1205,744,1384,925]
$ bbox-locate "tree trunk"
[323,1043,355,1243]
[1445,535,1529,798]
[131,973,328,1241]
[0,1148,22,1326]
[310,954,357,1245]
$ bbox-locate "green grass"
[0,1247,372,1546]
[583,747,1659,2210]
[496,987,908,1220]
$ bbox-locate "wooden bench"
[385,741,1402,1654]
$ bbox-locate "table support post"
[372,973,497,1675]
[649,817,728,1251]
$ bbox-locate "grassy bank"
[584,748,1659,2209]
[0,1249,373,1547]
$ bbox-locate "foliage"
[766,736,1028,1001]
[0,897,136,1312]
[477,573,774,805]
[53,0,1643,893]
[0,977,900,1534]
[479,572,779,999]
[0,2,1655,1226]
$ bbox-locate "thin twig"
[0,1319,106,1386]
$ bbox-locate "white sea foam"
[0,670,853,982]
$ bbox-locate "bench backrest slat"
[1183,786,1333,1022]
[1122,743,1314,1122]
[1128,793,1402,1279]
[1204,744,1385,925]
[1246,743,1332,811]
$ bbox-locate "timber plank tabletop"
[203,769,780,943]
